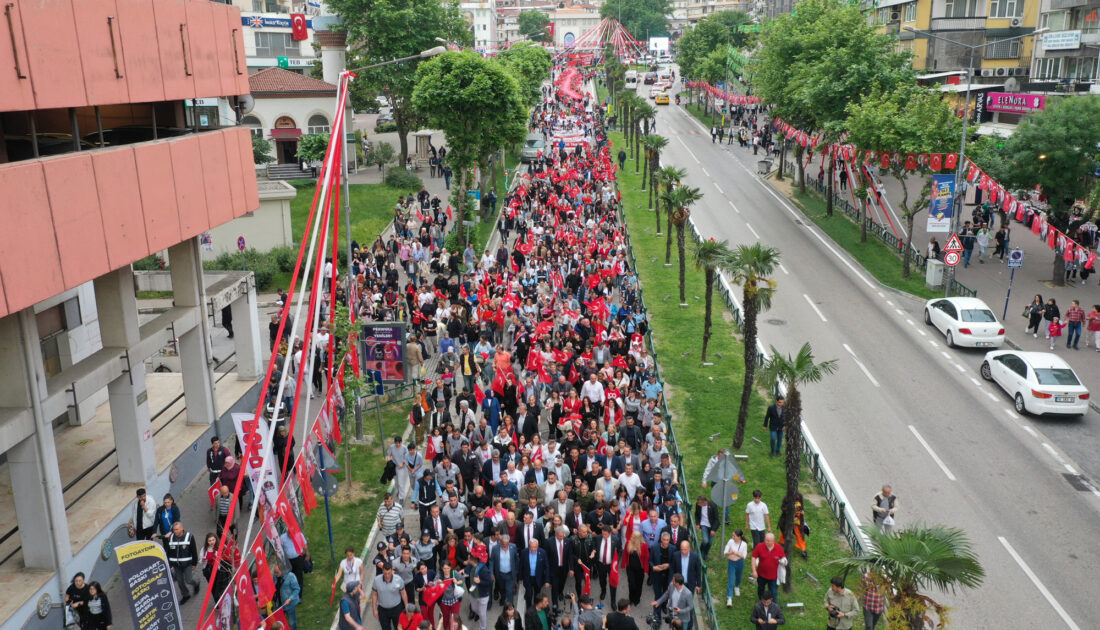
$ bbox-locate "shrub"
[384,169,423,190]
[374,122,398,133]
[270,246,297,273]
[204,248,279,290]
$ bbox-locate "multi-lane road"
[641,78,1100,629]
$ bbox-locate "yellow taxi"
[655,92,670,105]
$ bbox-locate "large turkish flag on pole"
[290,14,308,41]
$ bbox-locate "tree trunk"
[1052,249,1065,285]
[825,155,835,217]
[677,225,687,304]
[860,209,868,243]
[902,211,916,279]
[634,129,641,173]
[732,289,757,449]
[794,143,805,195]
[397,123,410,166]
[781,387,803,593]
[701,269,714,362]
[778,138,787,180]
[641,150,649,191]
[665,214,673,264]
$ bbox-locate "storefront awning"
[270,128,302,140]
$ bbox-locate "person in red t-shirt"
[751,533,786,602]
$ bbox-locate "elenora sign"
[986,92,1045,115]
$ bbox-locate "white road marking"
[928,340,938,348]
[728,200,741,214]
[998,537,1081,630]
[954,364,967,374]
[1064,464,1077,474]
[917,330,927,336]
[745,223,761,239]
[676,137,701,163]
[886,300,895,307]
[714,183,724,195]
[894,308,905,316]
[985,390,998,400]
[940,351,951,359]
[804,294,828,323]
[908,425,957,481]
[842,343,880,387]
[730,158,877,288]
[701,167,710,177]
[1041,442,1065,464]
[877,292,885,298]
[1022,425,1037,438]
[969,377,982,387]
[906,319,916,326]
[778,263,789,275]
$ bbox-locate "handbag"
[303,553,314,574]
[452,584,465,599]
[64,605,81,630]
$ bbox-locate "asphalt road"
[641,79,1100,629]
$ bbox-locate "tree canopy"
[754,0,913,132]
[324,0,471,162]
[674,11,752,80]
[517,10,551,42]
[497,43,553,108]
[844,84,962,157]
[600,0,670,40]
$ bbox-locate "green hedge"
[374,122,398,133]
[203,246,298,291]
[383,169,423,190]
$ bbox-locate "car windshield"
[961,309,997,322]
[524,139,542,148]
[1034,368,1081,386]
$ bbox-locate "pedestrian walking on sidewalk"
[976,224,991,263]
[1042,298,1060,338]
[1024,295,1044,336]
[960,222,975,267]
[1087,305,1100,351]
[1065,300,1085,349]
[710,126,717,143]
[994,225,1009,261]
[1048,317,1067,350]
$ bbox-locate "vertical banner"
[359,322,408,383]
[927,174,956,233]
[232,412,281,509]
[114,541,182,630]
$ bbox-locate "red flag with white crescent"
[290,13,308,41]
[209,481,221,509]
[296,456,318,514]
[251,535,277,607]
[276,491,306,554]
[235,568,264,630]
[264,607,290,630]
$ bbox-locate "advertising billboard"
[986,92,1045,115]
[114,542,181,630]
[359,322,408,384]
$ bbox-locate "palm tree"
[640,134,656,191]
[654,166,685,238]
[692,238,734,362]
[646,135,669,210]
[758,342,838,591]
[729,244,781,449]
[828,525,985,630]
[665,185,703,305]
[633,102,655,173]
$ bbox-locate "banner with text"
[115,541,181,630]
[232,412,281,509]
[928,174,955,233]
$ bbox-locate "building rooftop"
[248,67,337,96]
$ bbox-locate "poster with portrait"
[359,322,408,384]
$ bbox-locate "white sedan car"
[923,297,1005,348]
[981,350,1090,416]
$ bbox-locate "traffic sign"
[944,251,961,266]
[365,369,384,396]
[1007,248,1024,269]
[710,478,741,507]
[237,236,246,251]
[943,233,963,252]
[706,453,741,483]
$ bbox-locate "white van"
[625,70,638,89]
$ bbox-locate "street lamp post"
[903,26,1047,297]
[341,45,445,438]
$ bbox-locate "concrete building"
[1030,0,1100,90]
[463,0,501,52]
[670,0,752,31]
[0,2,264,630]
[244,67,348,165]
[201,181,298,260]
[553,6,604,47]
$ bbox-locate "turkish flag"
[1047,228,1057,249]
[929,154,943,171]
[235,568,264,630]
[296,457,318,515]
[474,384,486,406]
[209,481,221,509]
[1064,243,1076,261]
[264,607,290,630]
[276,491,306,554]
[425,438,437,461]
[945,153,958,169]
[966,162,981,183]
[609,552,620,588]
[422,580,452,607]
[580,563,592,595]
[492,371,507,395]
[252,536,277,607]
[880,152,891,169]
[526,349,543,372]
[903,154,917,170]
[611,355,627,369]
[290,13,308,41]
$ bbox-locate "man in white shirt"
[579,373,606,416]
[744,489,771,547]
[618,463,642,501]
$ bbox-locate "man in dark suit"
[605,599,640,630]
[593,525,621,603]
[586,502,615,533]
[570,525,597,597]
[518,539,550,608]
[544,526,573,607]
[423,504,445,545]
[517,511,543,553]
[567,504,587,533]
[491,535,520,605]
[661,513,690,549]
[672,540,702,593]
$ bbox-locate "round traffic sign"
[944,251,961,266]
[237,236,246,251]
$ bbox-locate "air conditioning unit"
[1013,67,1030,76]
[889,10,900,21]
[995,67,1009,76]
[980,68,995,77]
[1010,17,1023,26]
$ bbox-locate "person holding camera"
[750,592,784,628]
[823,577,859,630]
[605,599,639,630]
[651,574,693,630]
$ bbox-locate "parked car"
[923,297,1005,348]
[519,133,545,162]
[981,351,1090,416]
[375,113,394,127]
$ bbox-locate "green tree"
[517,10,551,42]
[664,185,704,304]
[296,134,329,164]
[325,0,471,165]
[692,238,734,362]
[368,141,396,177]
[675,11,752,80]
[844,84,962,279]
[600,0,671,40]
[759,342,837,591]
[728,243,780,449]
[633,102,655,172]
[497,43,553,107]
[976,95,1100,284]
[829,525,985,630]
[655,165,686,238]
[644,135,669,209]
[754,0,912,203]
[252,135,276,164]
[412,51,527,226]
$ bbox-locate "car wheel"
[946,331,955,348]
[980,361,992,381]
[923,309,932,325]
[1014,393,1027,415]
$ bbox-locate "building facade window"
[984,37,1020,58]
[988,0,1023,18]
[307,114,330,135]
[1034,56,1060,79]
[903,2,917,21]
[243,115,264,138]
[944,0,979,18]
[255,32,300,58]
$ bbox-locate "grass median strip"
[608,129,851,629]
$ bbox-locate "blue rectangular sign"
[927,174,955,233]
